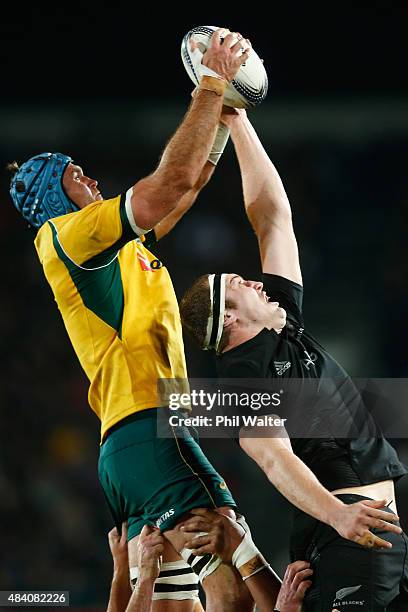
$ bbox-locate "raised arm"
[153,161,215,240]
[224,108,302,285]
[154,111,231,240]
[129,30,249,233]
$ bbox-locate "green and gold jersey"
[34,193,188,441]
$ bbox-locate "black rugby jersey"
[216,274,407,491]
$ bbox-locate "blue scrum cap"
[10,152,79,229]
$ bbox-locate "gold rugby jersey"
[34,193,188,441]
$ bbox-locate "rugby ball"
[181,25,268,109]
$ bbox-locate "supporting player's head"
[180,273,287,353]
[9,152,102,229]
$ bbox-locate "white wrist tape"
[232,517,270,581]
[232,532,261,569]
[236,514,252,536]
[208,123,230,166]
[200,65,225,81]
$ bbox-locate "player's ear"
[224,310,237,329]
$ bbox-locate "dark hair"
[179,275,211,349]
[179,274,233,352]
[6,161,19,174]
[6,161,20,183]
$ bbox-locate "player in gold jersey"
[9,31,265,612]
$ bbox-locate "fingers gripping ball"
[181,25,268,108]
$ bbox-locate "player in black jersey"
[180,107,408,610]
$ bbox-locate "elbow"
[250,207,293,239]
[239,428,290,476]
[239,429,278,466]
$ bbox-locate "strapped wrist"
[239,555,270,580]
[208,123,230,165]
[232,532,269,580]
[199,75,227,96]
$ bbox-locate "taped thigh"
[130,560,200,601]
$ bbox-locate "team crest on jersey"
[332,584,364,607]
[274,361,291,376]
[137,252,162,271]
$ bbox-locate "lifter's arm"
[130,30,249,232]
[107,524,132,612]
[180,509,313,612]
[224,108,302,284]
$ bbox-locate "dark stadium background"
[1,4,407,608]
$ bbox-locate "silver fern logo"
[335,585,362,600]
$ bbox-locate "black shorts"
[291,494,408,611]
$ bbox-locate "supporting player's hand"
[275,561,313,612]
[203,28,251,82]
[137,524,164,581]
[332,499,402,549]
[108,522,129,574]
[220,106,247,128]
[180,508,245,563]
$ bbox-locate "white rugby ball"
[181,25,268,109]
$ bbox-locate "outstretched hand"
[332,499,402,549]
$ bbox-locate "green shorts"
[98,408,236,541]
